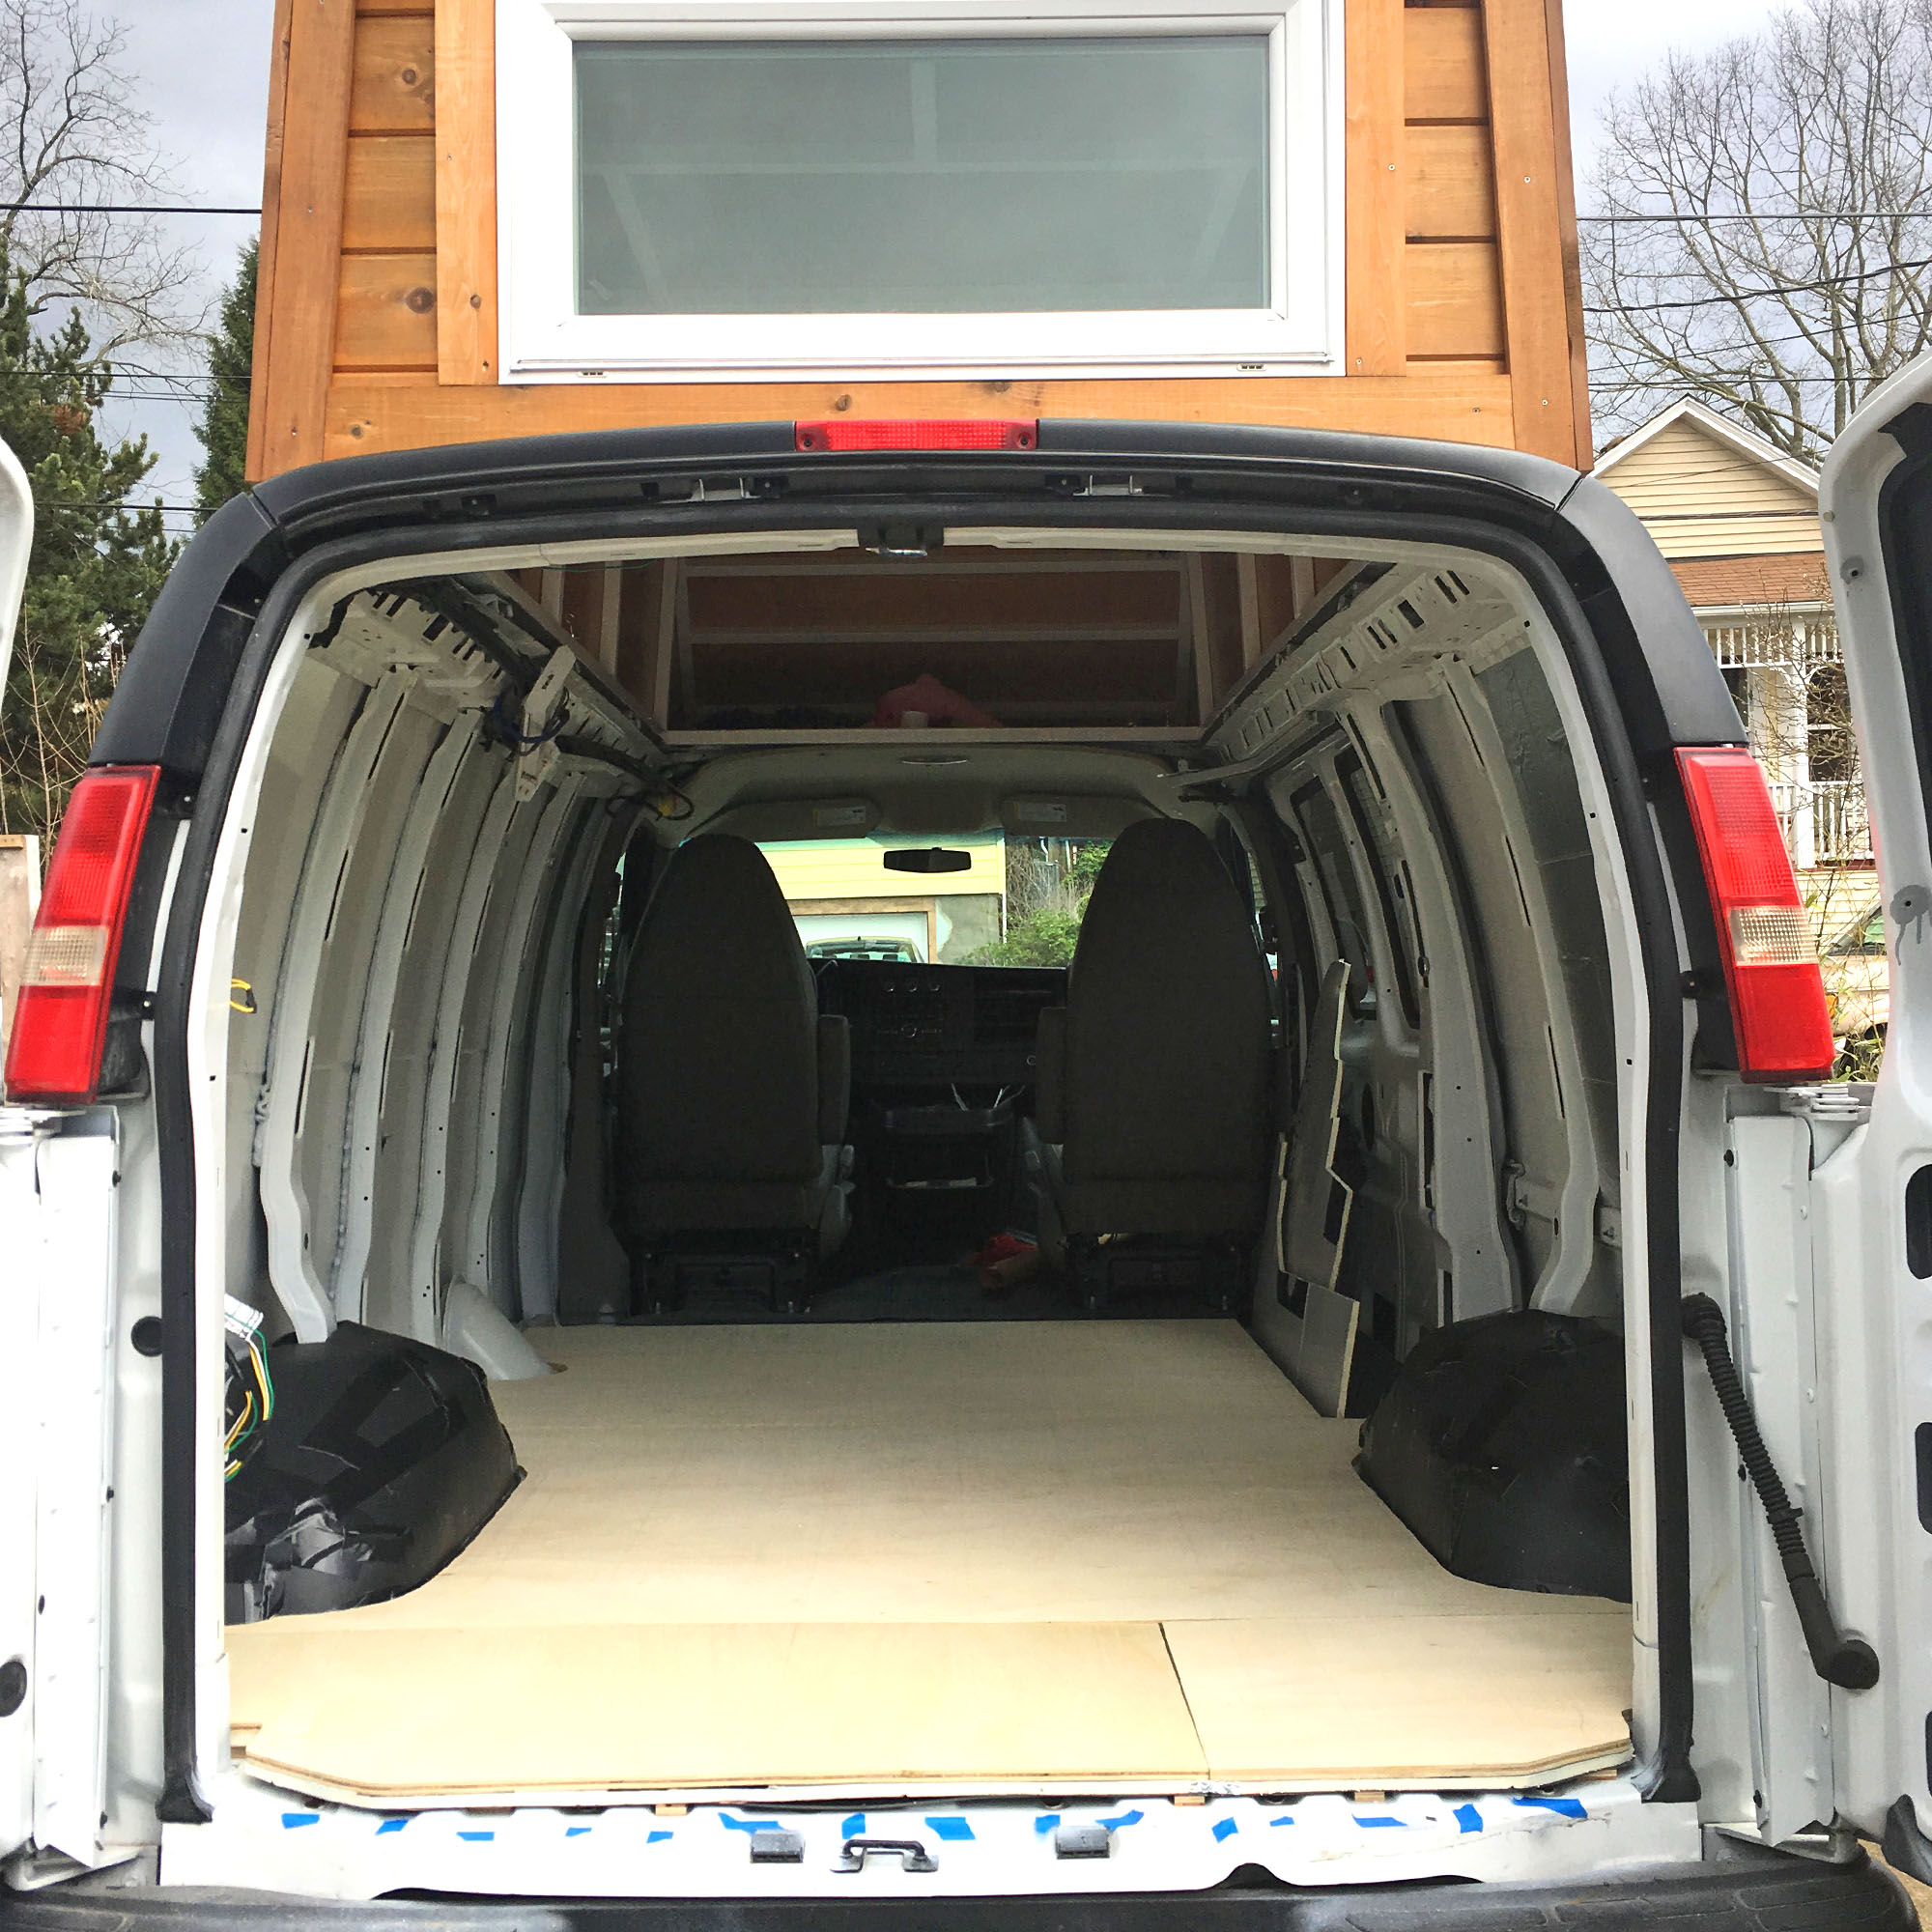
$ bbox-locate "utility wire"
[1579,210,1932,223]
[1585,254,1932,314]
[0,201,260,214]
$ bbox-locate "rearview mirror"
[883,847,972,874]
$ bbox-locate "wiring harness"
[223,1294,276,1481]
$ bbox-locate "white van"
[2,373,1930,1931]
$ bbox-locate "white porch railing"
[1703,615,1840,668]
[1768,780,1872,867]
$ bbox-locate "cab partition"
[209,535,1637,1804]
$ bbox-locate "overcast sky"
[109,0,1786,515]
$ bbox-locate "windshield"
[753,832,1111,966]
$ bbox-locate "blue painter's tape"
[1034,1815,1061,1835]
[842,1813,866,1839]
[1512,1797,1587,1820]
[1097,1809,1145,1831]
[1212,1817,1238,1842]
[565,1827,592,1838]
[1453,1804,1483,1834]
[1268,1816,1296,1829]
[375,1819,408,1836]
[648,1831,673,1845]
[721,1815,782,1833]
[924,1817,975,1842]
[281,1814,320,1830]
[1352,1816,1405,1829]
[458,1831,495,1842]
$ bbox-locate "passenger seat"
[614,834,850,1312]
[1033,818,1274,1307]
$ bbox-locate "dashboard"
[813,960,1066,1090]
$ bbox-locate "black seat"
[1033,818,1274,1303]
[614,834,850,1310]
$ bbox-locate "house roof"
[1593,398,1822,560]
[1668,552,1833,611]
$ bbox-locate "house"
[245,0,1592,481]
[1593,398,1868,884]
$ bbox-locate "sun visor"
[705,796,883,842]
[999,794,1156,839]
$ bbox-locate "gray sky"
[111,0,1783,514]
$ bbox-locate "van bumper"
[0,1852,1915,1932]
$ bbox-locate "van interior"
[211,530,1639,1811]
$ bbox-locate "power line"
[1586,254,1932,315]
[1579,211,1932,223]
[1,201,259,215]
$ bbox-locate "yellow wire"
[246,1333,274,1420]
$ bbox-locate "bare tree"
[0,0,204,365]
[1582,0,1932,458]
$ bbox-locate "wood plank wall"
[250,0,1589,478]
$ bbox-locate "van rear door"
[1811,355,1932,1863]
[0,437,126,1870]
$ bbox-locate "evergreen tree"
[0,247,174,844]
[193,240,256,520]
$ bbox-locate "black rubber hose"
[1680,1293,1880,1690]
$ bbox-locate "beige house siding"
[1599,417,1821,556]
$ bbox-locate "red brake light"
[4,766,160,1105]
[795,418,1037,452]
[1675,748,1834,1082]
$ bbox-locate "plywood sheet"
[1166,1613,1633,1785]
[227,1321,1631,1800]
[240,1621,1207,1799]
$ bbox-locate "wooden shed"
[246,0,1589,481]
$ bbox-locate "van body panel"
[0,1116,120,1869]
[78,428,1719,1833]
[1811,358,1932,1851]
[13,415,1882,1904]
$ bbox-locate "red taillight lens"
[794,418,1037,452]
[4,766,159,1105]
[1675,748,1834,1082]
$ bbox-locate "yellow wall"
[763,837,1005,904]
[1600,418,1821,557]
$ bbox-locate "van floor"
[226,1321,1634,1806]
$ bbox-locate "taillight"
[794,418,1037,452]
[4,765,160,1105]
[1675,747,1834,1082]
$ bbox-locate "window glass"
[750,833,1096,967]
[968,838,1112,966]
[575,37,1269,316]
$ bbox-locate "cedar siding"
[248,0,1590,478]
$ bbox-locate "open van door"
[1812,356,1932,1871]
[0,437,127,1871]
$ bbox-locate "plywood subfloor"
[229,1321,1632,1802]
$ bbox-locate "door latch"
[836,1836,938,1874]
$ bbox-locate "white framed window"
[496,0,1344,383]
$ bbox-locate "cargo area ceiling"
[509,546,1363,741]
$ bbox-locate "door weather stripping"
[1679,1293,1879,1690]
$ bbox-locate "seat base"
[1066,1234,1249,1315]
[635,1236,815,1316]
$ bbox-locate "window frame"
[495,0,1345,384]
